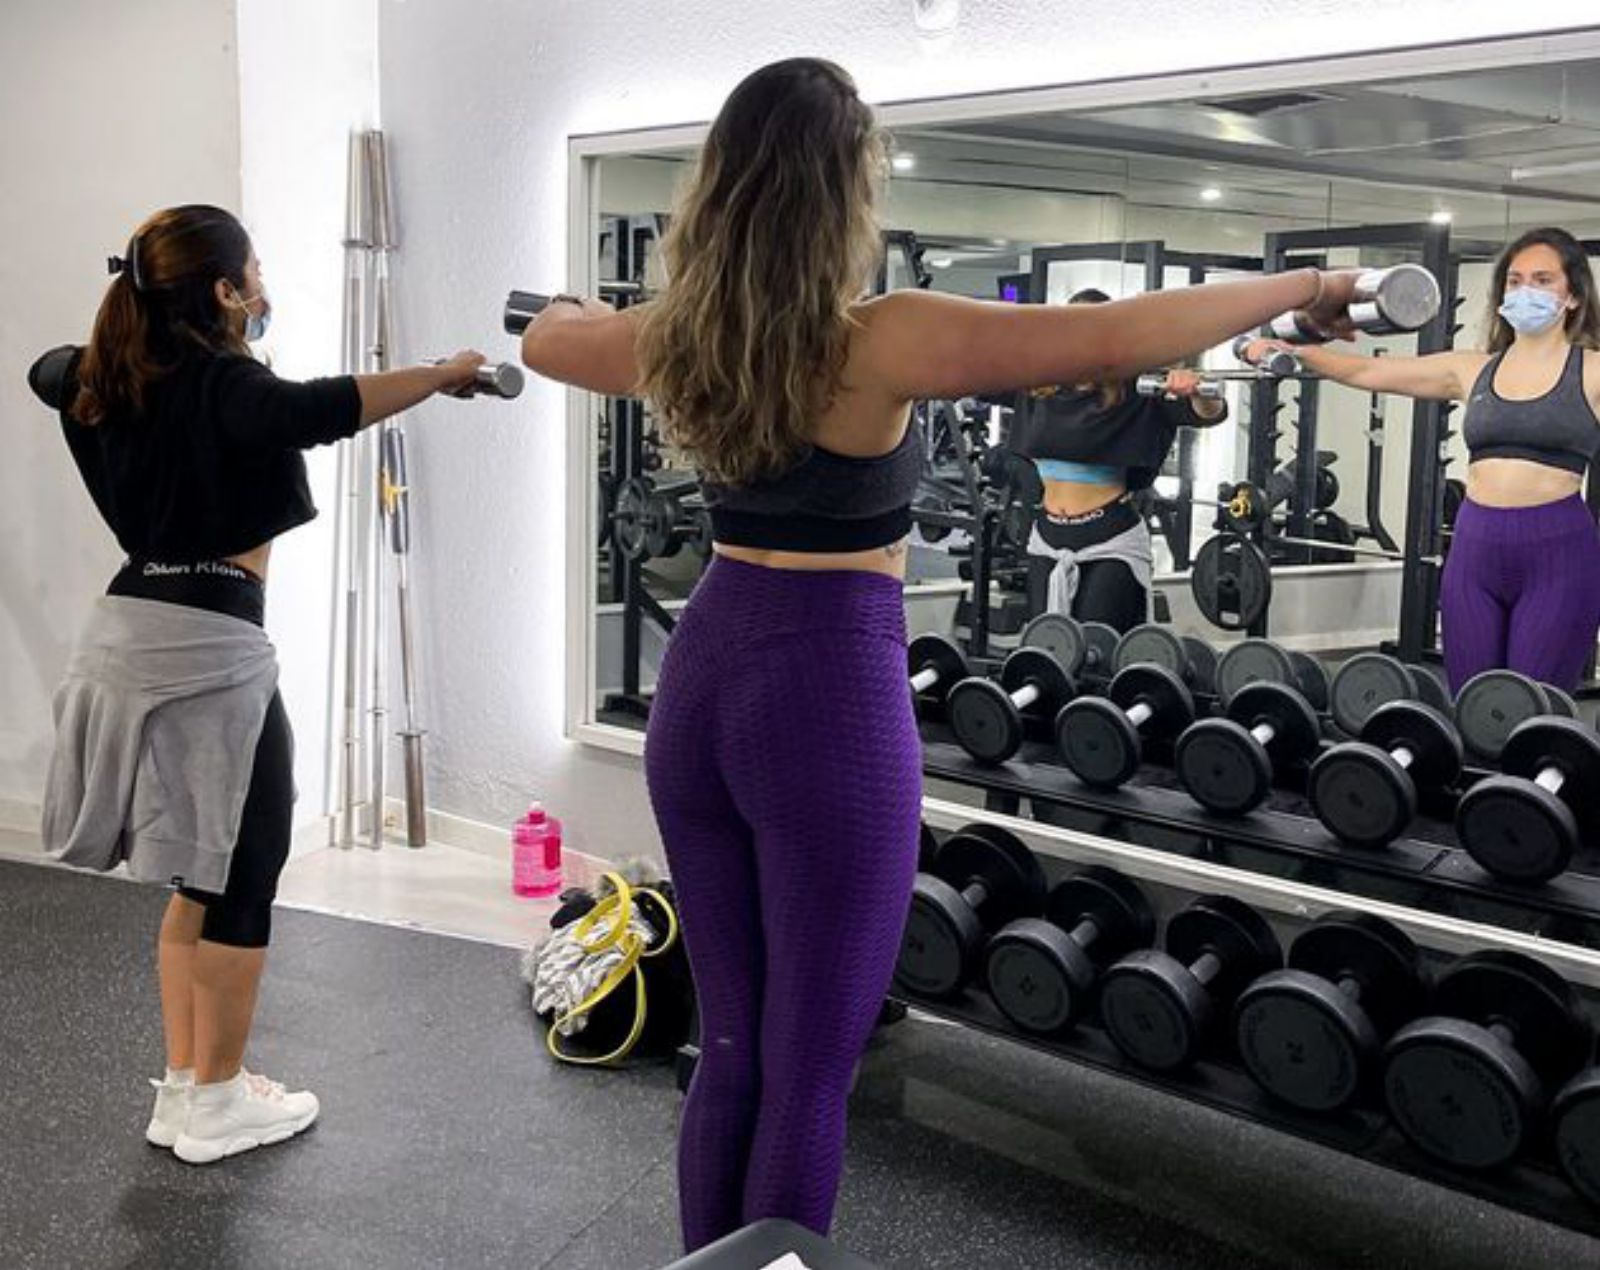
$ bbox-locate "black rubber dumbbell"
[893,824,1047,1000]
[1214,638,1332,715]
[1307,701,1463,848]
[1454,669,1560,765]
[1174,681,1321,816]
[1327,652,1423,737]
[1054,664,1194,789]
[1099,894,1283,1073]
[1383,950,1592,1171]
[1456,716,1600,884]
[1235,912,1427,1113]
[946,648,1076,765]
[1112,624,1218,697]
[1552,1067,1600,1208]
[1019,613,1119,685]
[907,634,969,713]
[984,868,1154,1037]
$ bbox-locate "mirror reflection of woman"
[522,57,1375,1254]
[1248,227,1600,694]
[1015,287,1229,632]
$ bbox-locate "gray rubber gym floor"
[3,858,1598,1270]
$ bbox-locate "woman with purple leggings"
[1249,227,1600,694]
[521,58,1379,1254]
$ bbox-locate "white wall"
[364,0,1598,857]
[235,0,378,831]
[0,0,241,809]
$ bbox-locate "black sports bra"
[1463,345,1600,477]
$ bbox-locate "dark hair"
[74,204,253,425]
[1066,287,1123,405]
[636,58,887,485]
[1485,226,1600,354]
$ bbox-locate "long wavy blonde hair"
[636,58,887,487]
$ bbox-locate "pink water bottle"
[512,804,563,898]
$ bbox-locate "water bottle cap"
[521,804,547,826]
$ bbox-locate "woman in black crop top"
[29,204,485,1163]
[1014,287,1229,632]
[1244,226,1600,694]
[519,58,1379,1254]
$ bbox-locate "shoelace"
[241,1070,287,1102]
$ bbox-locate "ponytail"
[75,271,162,424]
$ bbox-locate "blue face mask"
[1498,286,1565,335]
[227,285,272,342]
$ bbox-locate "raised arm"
[520,299,641,396]
[858,270,1352,401]
[1247,340,1486,403]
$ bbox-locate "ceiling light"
[892,153,916,173]
[1430,210,1453,225]
[1200,186,1223,203]
[929,257,953,269]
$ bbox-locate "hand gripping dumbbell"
[1455,716,1600,884]
[1383,950,1592,1171]
[1455,669,1578,764]
[1260,263,1441,343]
[946,647,1075,765]
[1099,894,1283,1073]
[1112,624,1218,697]
[907,634,970,714]
[1054,664,1194,790]
[1307,702,1463,849]
[1230,335,1306,378]
[983,868,1154,1037]
[1234,912,1427,1113]
[1019,613,1119,685]
[425,358,526,399]
[893,824,1047,1001]
[1174,681,1321,817]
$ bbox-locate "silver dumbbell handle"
[1251,721,1278,747]
[426,359,525,399]
[1127,701,1154,729]
[1012,683,1042,712]
[1536,765,1567,796]
[1391,745,1415,773]
[910,667,941,694]
[1135,374,1227,400]
[1229,337,1304,378]
[1266,263,1442,344]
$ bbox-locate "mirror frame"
[563,27,1600,757]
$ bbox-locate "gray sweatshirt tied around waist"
[42,596,280,894]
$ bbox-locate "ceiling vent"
[1196,91,1340,117]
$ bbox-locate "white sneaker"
[173,1069,319,1165]
[145,1072,193,1148]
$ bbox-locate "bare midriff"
[1464,458,1584,509]
[1040,476,1128,519]
[226,543,272,582]
[713,541,908,580]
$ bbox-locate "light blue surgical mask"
[226,285,272,342]
[1498,286,1565,335]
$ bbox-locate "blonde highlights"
[635,59,886,486]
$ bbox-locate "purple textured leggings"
[1440,494,1600,694]
[644,556,923,1252]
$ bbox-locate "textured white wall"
[369,0,1598,858]
[0,0,241,808]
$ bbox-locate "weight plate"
[597,471,617,549]
[1165,895,1282,1001]
[688,506,714,559]
[613,477,652,561]
[1233,681,1321,764]
[947,678,1025,765]
[1001,648,1076,721]
[1056,697,1143,789]
[1329,653,1418,738]
[1081,622,1120,678]
[935,825,1048,933]
[1384,1019,1539,1170]
[1192,534,1272,632]
[1455,670,1552,764]
[1315,464,1341,511]
[907,633,968,703]
[642,490,682,559]
[1554,1069,1600,1208]
[1435,951,1593,1091]
[1111,663,1195,735]
[1181,638,1219,697]
[1174,719,1274,817]
[1113,624,1186,676]
[1308,744,1418,849]
[1216,639,1297,706]
[1237,972,1376,1112]
[1456,776,1578,885]
[1019,613,1085,675]
[1049,868,1155,962]
[1290,652,1331,714]
[1290,913,1425,1037]
[917,823,941,874]
[1411,667,1451,716]
[1546,686,1579,718]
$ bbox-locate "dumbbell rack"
[919,732,1600,948]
